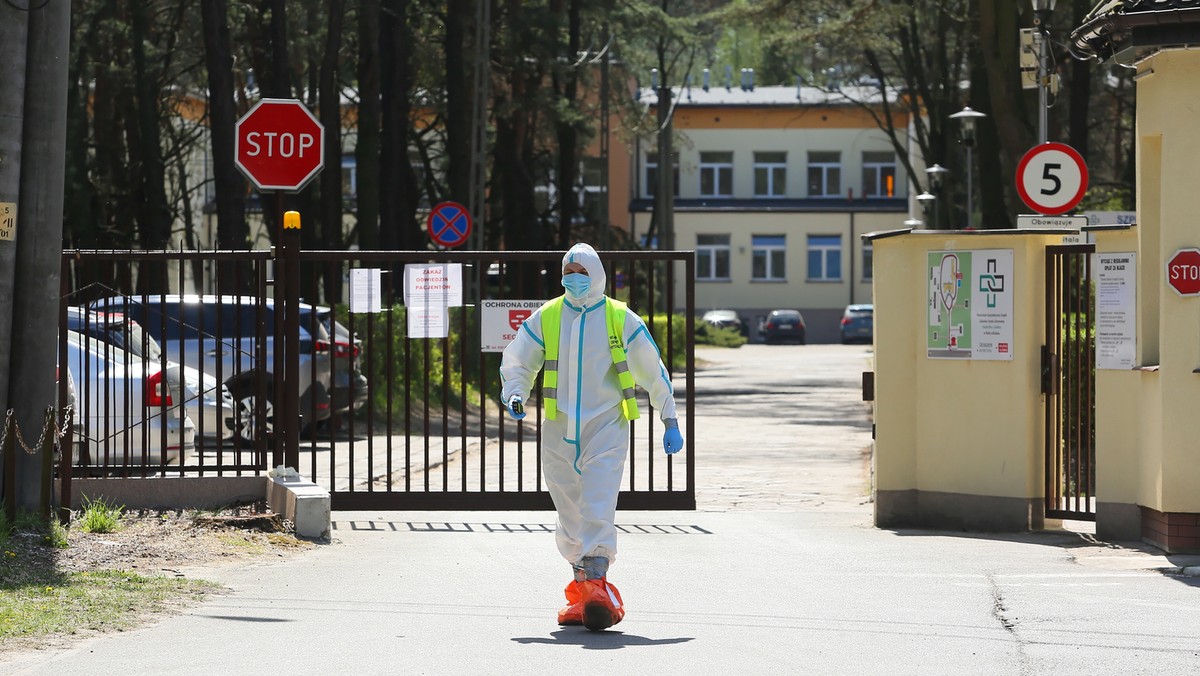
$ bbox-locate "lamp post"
[925,163,949,230]
[950,106,987,229]
[1031,0,1056,145]
[916,191,936,229]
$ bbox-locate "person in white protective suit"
[500,242,684,632]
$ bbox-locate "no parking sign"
[426,201,472,248]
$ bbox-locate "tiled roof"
[1071,0,1200,61]
[635,84,900,108]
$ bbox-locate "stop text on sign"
[243,131,316,159]
[1166,247,1200,297]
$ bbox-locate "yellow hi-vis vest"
[541,296,640,421]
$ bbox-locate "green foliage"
[1080,184,1134,213]
[336,305,492,420]
[77,497,124,535]
[695,321,748,348]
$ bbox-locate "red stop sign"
[235,99,325,191]
[1167,248,1200,296]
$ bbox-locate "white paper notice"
[407,304,450,339]
[1093,252,1137,370]
[349,268,382,313]
[404,263,463,307]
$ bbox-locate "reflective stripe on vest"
[540,296,640,421]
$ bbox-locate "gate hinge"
[862,371,875,402]
[1040,345,1059,395]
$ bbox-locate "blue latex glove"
[663,419,683,455]
[505,395,526,421]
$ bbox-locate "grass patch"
[216,533,266,554]
[78,497,124,534]
[0,569,215,640]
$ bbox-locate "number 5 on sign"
[1016,142,1088,216]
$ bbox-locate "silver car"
[67,307,242,444]
[65,330,195,467]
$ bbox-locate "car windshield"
[772,311,800,319]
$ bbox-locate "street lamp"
[1031,0,1056,144]
[925,164,949,230]
[916,191,936,229]
[950,106,987,229]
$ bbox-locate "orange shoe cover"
[557,580,583,626]
[581,578,625,631]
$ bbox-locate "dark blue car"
[840,304,873,344]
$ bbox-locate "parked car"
[88,295,333,441]
[762,309,806,344]
[701,309,749,337]
[317,309,369,416]
[67,307,242,444]
[840,304,874,344]
[64,330,195,467]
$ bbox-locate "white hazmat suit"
[500,243,679,569]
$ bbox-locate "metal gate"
[59,248,696,512]
[1042,244,1096,520]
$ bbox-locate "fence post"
[2,412,14,522]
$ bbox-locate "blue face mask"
[562,272,590,299]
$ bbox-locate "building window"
[696,234,731,280]
[862,243,873,281]
[753,152,787,198]
[699,151,734,198]
[579,156,605,221]
[807,151,841,198]
[644,152,679,198]
[807,234,842,281]
[863,151,897,198]
[751,235,786,280]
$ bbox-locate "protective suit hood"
[562,243,607,306]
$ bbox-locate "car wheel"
[226,376,275,444]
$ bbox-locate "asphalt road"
[5,343,1200,675]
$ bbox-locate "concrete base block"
[876,488,1042,532]
[267,476,330,540]
[69,476,264,511]
[1096,501,1141,542]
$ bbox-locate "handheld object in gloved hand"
[505,395,526,420]
[663,418,683,454]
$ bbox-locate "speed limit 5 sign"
[1016,142,1088,216]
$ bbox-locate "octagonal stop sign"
[235,98,325,191]
[1167,248,1200,296]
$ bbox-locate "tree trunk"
[554,0,582,249]
[201,0,250,287]
[355,0,381,250]
[445,0,471,204]
[319,0,346,301]
[379,0,420,251]
[130,0,172,254]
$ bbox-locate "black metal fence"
[58,248,695,511]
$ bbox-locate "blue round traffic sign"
[427,201,472,248]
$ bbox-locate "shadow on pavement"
[512,628,694,650]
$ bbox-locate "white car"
[68,307,242,444]
[65,330,195,468]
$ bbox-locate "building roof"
[635,84,901,108]
[1071,0,1200,62]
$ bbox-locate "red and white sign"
[481,299,544,352]
[235,98,325,191]
[1167,248,1200,296]
[426,201,472,248]
[1016,142,1088,216]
